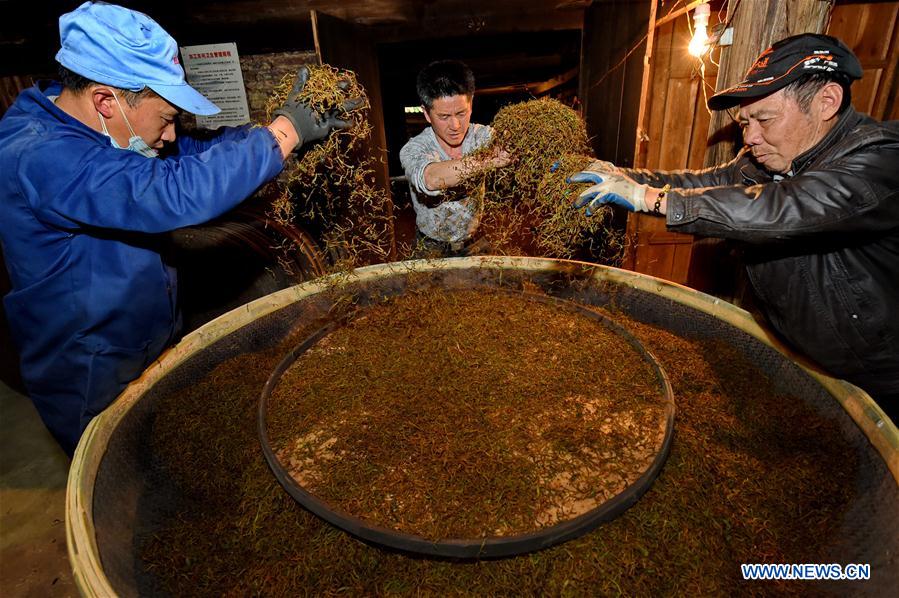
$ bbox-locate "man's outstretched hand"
[273,66,363,147]
[569,170,649,215]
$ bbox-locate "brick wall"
[239,51,317,123]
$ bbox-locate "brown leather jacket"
[624,108,899,396]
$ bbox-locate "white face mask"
[98,90,159,159]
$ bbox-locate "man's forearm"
[423,158,472,191]
[422,149,510,191]
[622,160,738,190]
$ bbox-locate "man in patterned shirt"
[400,60,510,256]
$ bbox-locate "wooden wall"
[1,75,50,116]
[829,1,899,120]
[622,1,723,286]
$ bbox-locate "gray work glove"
[273,66,363,147]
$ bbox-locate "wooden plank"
[665,16,700,80]
[644,21,672,169]
[0,75,34,116]
[635,225,693,285]
[632,0,662,170]
[623,0,662,270]
[688,73,718,169]
[360,0,589,41]
[626,1,714,279]
[645,231,695,245]
[633,216,667,267]
[658,77,697,169]
[836,2,897,62]
[855,69,884,115]
[828,1,899,120]
[881,8,899,119]
[650,246,676,280]
[311,10,396,259]
[671,243,692,282]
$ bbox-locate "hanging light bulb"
[688,2,711,57]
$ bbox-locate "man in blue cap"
[568,33,899,422]
[0,1,358,455]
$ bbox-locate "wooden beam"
[310,10,323,66]
[530,66,580,94]
[633,1,660,170]
[654,0,709,30]
[476,66,579,96]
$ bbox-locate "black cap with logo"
[708,33,863,110]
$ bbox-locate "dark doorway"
[378,29,583,181]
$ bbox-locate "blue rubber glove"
[569,170,649,215]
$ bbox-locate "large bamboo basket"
[66,256,899,596]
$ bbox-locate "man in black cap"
[569,33,899,421]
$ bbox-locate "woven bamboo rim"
[66,256,899,597]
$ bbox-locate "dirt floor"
[0,380,76,597]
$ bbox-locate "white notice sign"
[179,42,251,129]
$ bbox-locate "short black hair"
[783,71,853,114]
[57,65,155,108]
[416,60,476,110]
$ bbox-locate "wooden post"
[632,0,661,170]
[622,0,661,270]
[704,0,833,167]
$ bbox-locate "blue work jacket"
[0,81,284,454]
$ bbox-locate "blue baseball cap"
[55,2,219,115]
